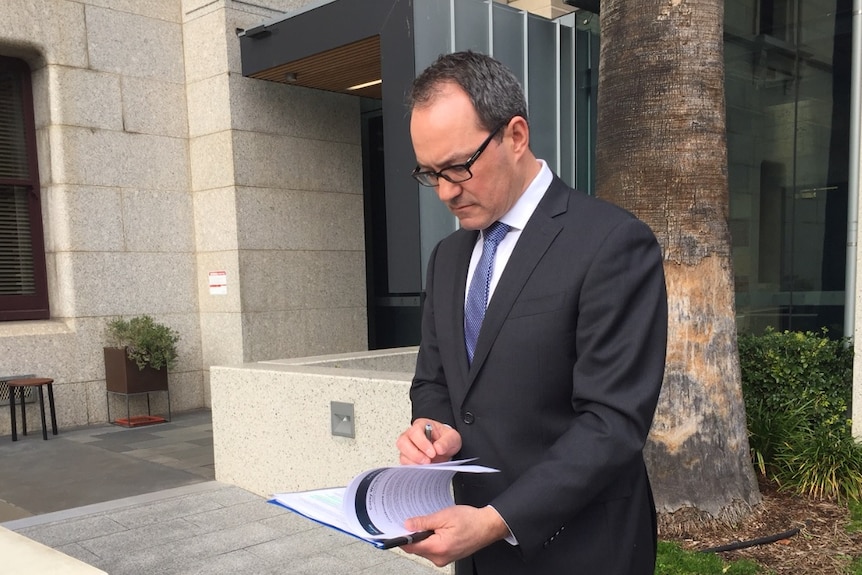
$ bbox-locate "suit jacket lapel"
[466,178,570,385]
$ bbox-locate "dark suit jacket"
[411,177,667,574]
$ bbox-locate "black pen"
[379,530,434,549]
[424,423,433,442]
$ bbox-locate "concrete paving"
[0,409,440,575]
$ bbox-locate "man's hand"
[396,419,462,464]
[400,505,510,567]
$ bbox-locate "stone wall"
[0,0,368,433]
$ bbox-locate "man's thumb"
[404,515,427,532]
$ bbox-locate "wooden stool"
[8,378,57,441]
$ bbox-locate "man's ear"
[508,116,531,158]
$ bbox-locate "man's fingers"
[436,426,463,458]
[396,426,434,464]
[401,506,500,567]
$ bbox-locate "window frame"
[0,56,49,321]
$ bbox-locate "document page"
[272,487,344,525]
[269,459,498,547]
[343,460,498,538]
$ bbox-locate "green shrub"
[738,327,862,501]
[106,315,180,371]
[738,328,851,430]
[774,423,862,500]
[744,395,811,476]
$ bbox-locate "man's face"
[410,83,519,231]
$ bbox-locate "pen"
[424,423,433,442]
[379,530,435,549]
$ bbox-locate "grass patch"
[656,541,763,574]
[848,499,862,533]
[843,501,862,574]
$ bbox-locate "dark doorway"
[361,102,421,349]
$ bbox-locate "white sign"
[208,271,227,295]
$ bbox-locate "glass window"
[574,10,598,194]
[726,0,851,335]
[527,14,558,173]
[493,3,526,85]
[0,56,48,321]
[454,0,489,53]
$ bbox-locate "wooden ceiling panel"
[250,35,382,99]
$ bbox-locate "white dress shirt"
[465,160,553,308]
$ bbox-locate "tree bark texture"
[596,0,761,523]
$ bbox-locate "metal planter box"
[103,347,169,394]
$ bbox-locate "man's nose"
[436,179,461,202]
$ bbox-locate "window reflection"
[727,0,851,335]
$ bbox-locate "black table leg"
[37,385,47,440]
[47,384,58,435]
[9,388,17,442]
[19,388,27,437]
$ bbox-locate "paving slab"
[0,410,442,575]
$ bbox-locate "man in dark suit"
[396,51,667,574]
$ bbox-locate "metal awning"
[238,0,411,99]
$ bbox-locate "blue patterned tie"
[464,221,510,364]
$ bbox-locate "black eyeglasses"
[411,120,509,187]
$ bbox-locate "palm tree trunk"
[596,0,762,528]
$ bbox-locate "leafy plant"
[744,395,812,476]
[739,327,862,501]
[773,423,862,501]
[738,327,851,431]
[105,315,180,371]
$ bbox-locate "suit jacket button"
[462,411,475,424]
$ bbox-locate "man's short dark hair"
[408,51,529,133]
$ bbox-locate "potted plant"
[104,315,180,394]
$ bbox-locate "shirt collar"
[498,160,553,232]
